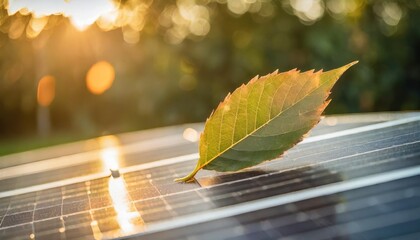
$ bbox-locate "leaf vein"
[232,86,243,144]
[217,104,226,153]
[254,79,267,129]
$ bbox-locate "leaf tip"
[344,60,359,69]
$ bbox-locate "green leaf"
[175,61,358,182]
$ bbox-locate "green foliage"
[176,62,357,182]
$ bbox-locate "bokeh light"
[183,128,199,142]
[86,61,115,95]
[37,75,56,107]
[288,0,325,24]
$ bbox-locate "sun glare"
[86,61,115,95]
[7,0,117,31]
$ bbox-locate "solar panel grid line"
[0,172,111,199]
[242,207,420,240]
[0,222,33,240]
[126,165,420,238]
[275,126,420,168]
[0,133,191,181]
[342,151,420,178]
[0,142,416,220]
[260,134,420,175]
[0,127,416,229]
[33,217,65,238]
[199,151,414,207]
[308,122,370,136]
[197,138,420,190]
[280,207,420,240]
[0,113,410,175]
[0,196,122,231]
[300,115,420,144]
[386,231,420,240]
[299,128,419,159]
[301,185,417,222]
[201,123,420,180]
[0,153,198,198]
[165,192,214,210]
[229,186,420,238]
[0,176,213,232]
[262,197,418,239]
[198,149,416,189]
[290,122,419,155]
[134,176,420,240]
[268,141,420,181]
[0,213,5,229]
[131,190,206,216]
[1,119,416,199]
[0,142,198,194]
[207,157,419,208]
[211,203,417,240]
[0,117,406,185]
[0,171,416,238]
[299,146,415,180]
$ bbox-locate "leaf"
[175,61,358,182]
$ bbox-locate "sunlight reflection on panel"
[86,61,115,95]
[91,220,103,240]
[108,177,142,234]
[99,135,121,173]
[98,135,144,234]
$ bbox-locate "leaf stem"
[174,167,200,183]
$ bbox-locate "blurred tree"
[0,0,419,150]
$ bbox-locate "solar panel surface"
[0,112,419,239]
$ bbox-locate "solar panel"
[0,113,419,239]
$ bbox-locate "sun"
[7,0,118,31]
